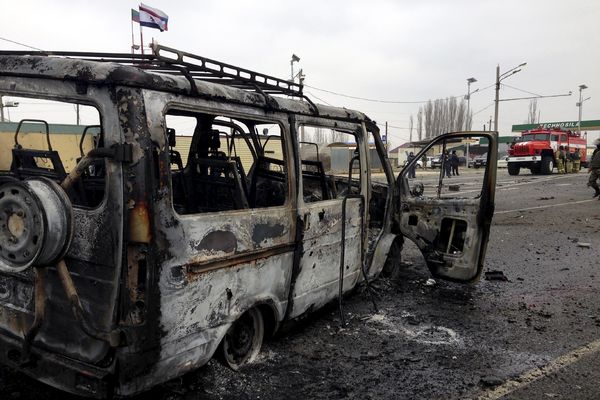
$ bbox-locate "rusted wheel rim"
[222,308,264,370]
[0,178,72,272]
[0,181,45,271]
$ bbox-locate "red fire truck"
[506,127,587,175]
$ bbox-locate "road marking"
[477,337,600,400]
[495,199,596,214]
[456,174,579,195]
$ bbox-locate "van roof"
[0,47,374,127]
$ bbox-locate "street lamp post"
[290,54,300,82]
[577,84,589,136]
[466,77,477,130]
[494,62,527,134]
[465,77,477,166]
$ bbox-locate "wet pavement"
[1,169,599,399]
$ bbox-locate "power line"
[472,102,495,116]
[303,82,495,106]
[386,124,410,130]
[304,90,334,107]
[501,83,542,97]
[0,36,44,51]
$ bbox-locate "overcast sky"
[2,0,599,146]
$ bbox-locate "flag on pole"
[138,3,169,32]
[131,9,140,23]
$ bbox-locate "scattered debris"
[402,314,421,326]
[480,375,504,387]
[577,242,591,248]
[484,270,508,281]
[536,310,553,319]
[537,196,555,200]
[448,184,460,192]
[425,278,436,286]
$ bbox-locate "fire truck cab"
[507,127,587,175]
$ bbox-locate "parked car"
[403,159,423,168]
[473,153,487,168]
[430,154,443,168]
[430,154,466,168]
[497,155,509,168]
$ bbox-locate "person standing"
[443,151,451,178]
[571,148,581,173]
[450,150,460,176]
[407,151,417,179]
[555,145,566,174]
[588,139,600,198]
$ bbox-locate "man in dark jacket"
[589,139,600,198]
[450,150,460,176]
[407,151,417,179]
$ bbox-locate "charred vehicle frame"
[0,44,497,397]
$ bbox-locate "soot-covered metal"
[0,47,496,398]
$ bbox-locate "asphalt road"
[1,168,599,399]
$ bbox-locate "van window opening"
[165,110,288,214]
[299,125,361,203]
[0,95,105,208]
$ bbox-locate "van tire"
[221,308,264,370]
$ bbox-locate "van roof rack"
[0,43,304,98]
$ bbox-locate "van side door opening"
[396,132,497,282]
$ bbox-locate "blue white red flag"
[138,3,168,32]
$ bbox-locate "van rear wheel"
[222,308,264,370]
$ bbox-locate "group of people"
[406,150,460,179]
[554,146,582,174]
[444,150,460,178]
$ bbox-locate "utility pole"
[385,121,388,153]
[0,95,4,122]
[76,104,80,125]
[493,65,500,133]
[494,62,526,135]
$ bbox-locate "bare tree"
[528,99,539,124]
[417,108,423,141]
[456,100,466,131]
[424,100,434,138]
[409,115,414,143]
[414,97,469,138]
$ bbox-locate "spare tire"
[0,178,73,272]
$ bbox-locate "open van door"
[395,132,497,282]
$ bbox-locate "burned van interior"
[164,112,367,214]
[165,110,288,214]
[0,97,105,208]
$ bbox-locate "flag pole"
[131,18,135,54]
[139,24,145,55]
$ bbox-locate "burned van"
[0,44,497,397]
